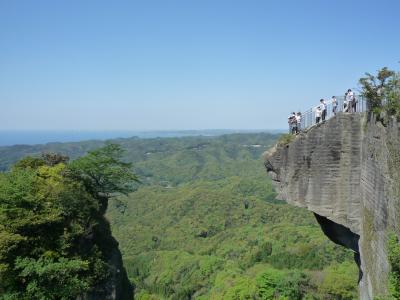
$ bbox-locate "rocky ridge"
[264,112,400,299]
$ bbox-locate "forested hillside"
[0,133,359,299]
[0,145,135,299]
[105,133,359,299]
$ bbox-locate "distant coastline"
[0,129,285,147]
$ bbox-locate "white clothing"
[346,91,354,102]
[319,100,327,111]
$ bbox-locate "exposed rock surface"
[264,113,400,299]
[79,200,133,300]
[83,227,133,300]
[87,205,133,300]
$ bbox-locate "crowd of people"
[288,89,358,134]
[288,112,302,134]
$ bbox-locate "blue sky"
[1,0,399,130]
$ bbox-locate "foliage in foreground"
[0,144,137,299]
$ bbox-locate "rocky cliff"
[264,113,400,299]
[82,218,133,300]
[82,199,133,300]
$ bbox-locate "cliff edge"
[263,113,400,299]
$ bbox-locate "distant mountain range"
[0,129,285,147]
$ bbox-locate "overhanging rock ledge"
[263,113,400,299]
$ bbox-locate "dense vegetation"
[0,133,359,299]
[0,145,136,299]
[103,133,358,299]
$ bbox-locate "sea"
[0,129,285,147]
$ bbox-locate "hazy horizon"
[0,128,285,147]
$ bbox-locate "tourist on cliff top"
[343,92,349,112]
[288,112,296,134]
[346,89,355,113]
[315,106,322,124]
[295,112,302,133]
[349,89,357,112]
[320,99,327,121]
[332,96,338,115]
[291,112,298,134]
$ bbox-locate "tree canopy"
[0,144,137,299]
[360,67,400,121]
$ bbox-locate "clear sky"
[1,0,399,130]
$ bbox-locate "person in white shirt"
[332,96,338,115]
[348,89,357,112]
[295,112,302,133]
[320,99,327,121]
[347,89,355,113]
[288,112,296,134]
[315,107,322,124]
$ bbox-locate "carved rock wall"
[264,113,400,299]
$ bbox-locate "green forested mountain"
[105,133,358,299]
[0,145,135,299]
[0,133,358,299]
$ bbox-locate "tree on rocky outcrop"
[359,67,400,120]
[0,144,137,299]
[67,144,139,212]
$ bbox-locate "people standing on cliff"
[315,107,322,124]
[332,96,338,115]
[346,89,354,113]
[344,92,349,112]
[288,112,296,134]
[295,112,302,133]
[291,112,298,134]
[320,99,327,121]
[348,89,357,112]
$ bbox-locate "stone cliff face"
[83,202,133,300]
[82,223,133,300]
[264,113,400,299]
[77,198,133,300]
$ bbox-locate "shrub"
[318,262,358,299]
[257,268,309,300]
[359,67,400,121]
[277,134,295,146]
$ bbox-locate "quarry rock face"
[264,113,400,299]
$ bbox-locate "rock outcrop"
[264,113,400,299]
[83,201,134,300]
[83,223,133,300]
